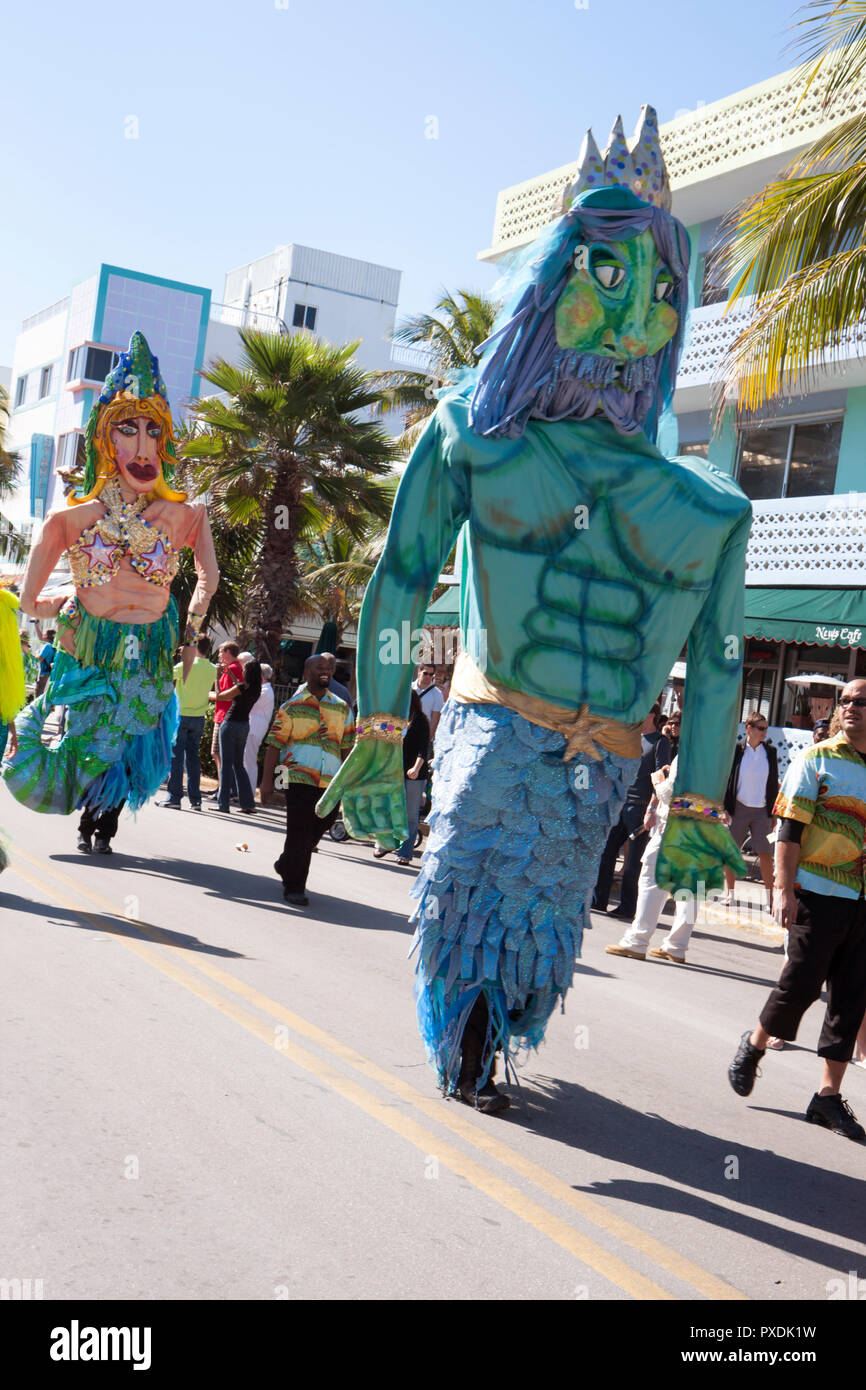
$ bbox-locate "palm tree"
[0,385,27,565]
[377,289,500,448]
[293,495,397,643]
[711,0,866,419]
[181,330,400,663]
[170,467,260,640]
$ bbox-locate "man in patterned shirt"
[728,678,866,1141]
[261,654,355,907]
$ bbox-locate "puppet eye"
[595,263,625,290]
[654,273,674,301]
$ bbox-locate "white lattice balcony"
[672,297,866,411]
[480,64,866,260]
[745,493,866,586]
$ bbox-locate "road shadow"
[688,929,784,954]
[503,1073,866,1263]
[571,1176,858,1284]
[280,890,415,936]
[1,886,245,959]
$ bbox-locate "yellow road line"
[9,860,670,1300]
[11,845,746,1300]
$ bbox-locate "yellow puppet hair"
[0,589,26,723]
[69,395,187,506]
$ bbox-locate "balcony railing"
[21,297,70,333]
[745,492,866,586]
[482,65,866,257]
[209,302,288,334]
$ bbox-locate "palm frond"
[789,1,866,111]
[714,244,866,418]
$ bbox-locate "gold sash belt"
[449,652,642,763]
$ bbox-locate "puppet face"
[109,415,162,492]
[554,228,678,361]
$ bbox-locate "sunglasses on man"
[840,696,866,708]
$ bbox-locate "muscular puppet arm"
[316,410,470,842]
[656,502,752,895]
[18,511,71,619]
[180,504,220,676]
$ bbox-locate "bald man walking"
[261,655,355,907]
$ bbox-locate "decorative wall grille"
[488,66,866,252]
[745,494,866,585]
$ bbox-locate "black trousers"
[593,812,649,916]
[274,785,339,894]
[78,802,125,844]
[760,889,866,1061]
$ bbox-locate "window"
[699,256,728,307]
[57,431,86,474]
[67,345,118,383]
[292,303,317,331]
[14,375,27,408]
[736,419,842,501]
[39,364,54,398]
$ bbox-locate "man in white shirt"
[412,663,444,746]
[723,711,779,901]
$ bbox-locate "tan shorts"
[211,720,221,757]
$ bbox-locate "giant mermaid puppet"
[318,108,751,1114]
[2,333,218,822]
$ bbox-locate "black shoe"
[728,1030,765,1096]
[93,837,112,855]
[458,1075,511,1115]
[608,905,634,921]
[191,803,202,812]
[283,892,309,907]
[77,835,92,854]
[158,798,182,809]
[806,1092,866,1141]
[208,804,230,813]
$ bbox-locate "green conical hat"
[78,331,174,497]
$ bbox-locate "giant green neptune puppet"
[319,108,750,1114]
[3,333,218,827]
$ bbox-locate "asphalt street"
[2,789,864,1302]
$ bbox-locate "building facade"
[479,64,866,728]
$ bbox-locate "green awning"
[745,587,866,648]
[423,588,460,627]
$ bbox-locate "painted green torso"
[453,405,746,719]
[358,395,752,802]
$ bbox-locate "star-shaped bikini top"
[67,480,179,590]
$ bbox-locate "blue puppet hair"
[466,188,691,443]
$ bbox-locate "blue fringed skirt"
[3,599,179,816]
[409,701,639,1092]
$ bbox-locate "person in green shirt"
[159,635,217,810]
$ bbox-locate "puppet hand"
[315,741,407,849]
[655,815,746,897]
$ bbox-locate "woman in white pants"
[244,663,274,799]
[604,756,696,964]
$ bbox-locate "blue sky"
[1,0,800,365]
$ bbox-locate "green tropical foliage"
[711,0,866,418]
[377,289,500,449]
[294,492,397,643]
[180,330,399,662]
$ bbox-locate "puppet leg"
[410,701,638,1102]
